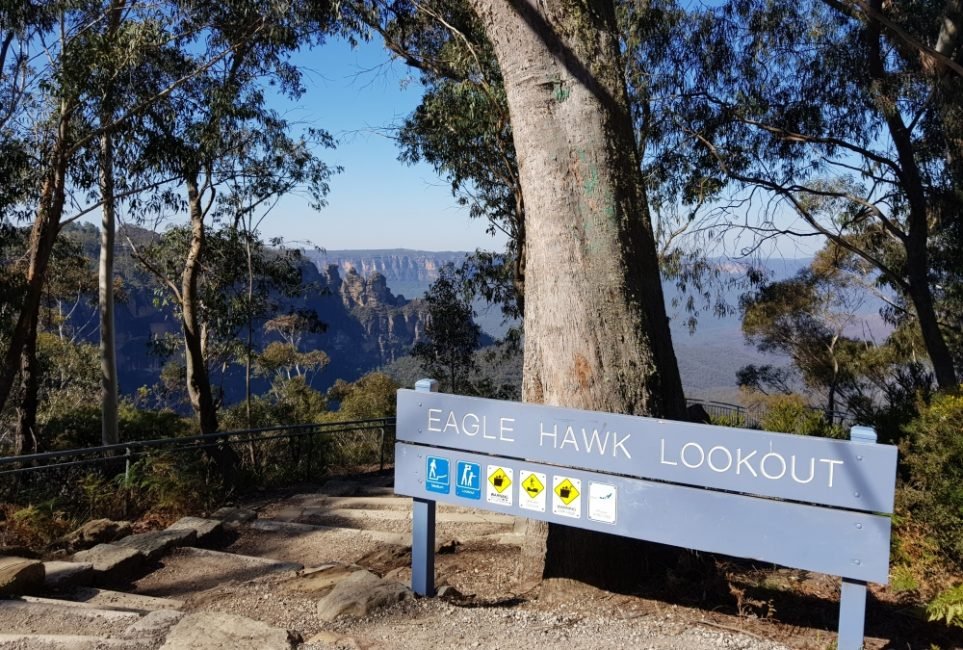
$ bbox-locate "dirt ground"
[135,476,962,650]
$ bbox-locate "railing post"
[838,425,877,650]
[379,427,386,472]
[411,379,438,597]
[123,446,131,518]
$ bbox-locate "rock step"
[131,547,303,600]
[166,517,224,547]
[293,495,409,510]
[175,546,302,570]
[0,633,151,649]
[71,544,145,586]
[249,519,408,546]
[0,556,44,596]
[43,561,94,590]
[59,587,184,613]
[158,612,292,650]
[116,528,196,562]
[0,598,142,638]
[274,506,516,526]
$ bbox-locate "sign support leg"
[410,378,440,597]
[412,497,436,596]
[838,578,867,650]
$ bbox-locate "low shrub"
[926,583,963,628]
[759,394,842,437]
[899,391,963,569]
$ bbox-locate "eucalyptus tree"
[123,0,335,435]
[738,252,870,419]
[353,0,688,589]
[648,0,963,389]
[410,263,481,394]
[0,0,284,451]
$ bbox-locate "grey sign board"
[395,442,891,583]
[397,389,898,513]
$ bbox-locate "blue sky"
[260,36,506,253]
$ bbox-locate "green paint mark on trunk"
[553,81,570,103]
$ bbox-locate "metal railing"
[0,418,398,518]
[0,417,396,477]
[685,398,855,430]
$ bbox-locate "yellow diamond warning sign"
[552,476,582,519]
[523,473,544,498]
[519,470,546,513]
[554,478,580,505]
[486,465,513,507]
[488,467,511,493]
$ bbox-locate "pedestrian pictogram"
[425,456,450,494]
[456,461,481,500]
[552,476,582,518]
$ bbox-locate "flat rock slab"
[59,519,132,552]
[43,561,94,590]
[316,567,412,621]
[166,517,224,547]
[116,528,197,561]
[72,544,144,585]
[248,518,408,546]
[0,599,142,641]
[211,507,257,524]
[133,548,301,599]
[159,612,292,650]
[286,563,364,595]
[67,587,184,613]
[0,556,45,596]
[123,609,185,638]
[0,633,148,649]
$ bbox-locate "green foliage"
[411,263,480,393]
[890,565,921,594]
[900,392,963,567]
[124,452,219,515]
[709,413,748,428]
[927,583,963,628]
[759,394,840,437]
[5,501,73,548]
[328,372,399,420]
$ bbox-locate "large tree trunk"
[469,0,687,590]
[182,173,219,435]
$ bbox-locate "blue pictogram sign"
[425,456,450,494]
[455,460,481,499]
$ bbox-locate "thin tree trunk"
[15,312,40,454]
[97,0,125,447]
[469,0,687,591]
[865,0,959,389]
[182,172,219,435]
[1,120,71,452]
[99,128,119,446]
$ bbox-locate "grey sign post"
[395,381,897,650]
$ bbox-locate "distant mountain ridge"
[304,250,865,401]
[306,249,470,296]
